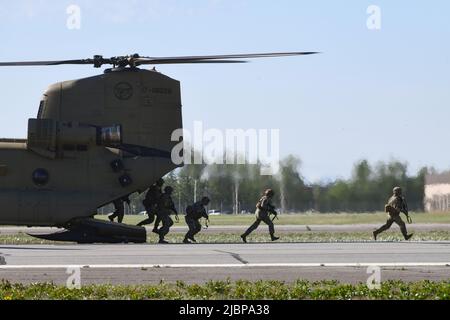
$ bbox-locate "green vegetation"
[1,212,448,245]
[101,212,450,226]
[0,279,448,300]
[154,231,450,244]
[0,234,56,245]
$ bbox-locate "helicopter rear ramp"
[29,218,146,244]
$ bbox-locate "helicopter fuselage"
[0,68,183,228]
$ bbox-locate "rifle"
[403,201,412,224]
[268,204,279,222]
[170,203,179,223]
[406,214,413,224]
[386,204,412,224]
[203,218,210,230]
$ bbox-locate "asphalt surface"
[0,242,449,284]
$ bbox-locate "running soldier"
[373,187,413,241]
[241,189,280,243]
[137,178,164,228]
[183,197,211,244]
[108,195,130,224]
[157,186,178,244]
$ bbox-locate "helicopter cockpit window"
[98,125,122,147]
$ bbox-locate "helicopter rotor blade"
[137,59,248,65]
[0,52,319,68]
[136,52,319,65]
[0,59,97,67]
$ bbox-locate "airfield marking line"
[0,262,449,269]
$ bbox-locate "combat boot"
[404,234,413,241]
[159,238,169,244]
[183,237,190,244]
[271,235,280,242]
[188,237,197,243]
[373,231,378,241]
[240,234,247,243]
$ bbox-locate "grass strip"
[0,279,448,300]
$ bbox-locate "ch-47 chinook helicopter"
[0,52,317,243]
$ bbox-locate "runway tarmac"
[0,242,449,285]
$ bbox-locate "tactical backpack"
[186,205,194,216]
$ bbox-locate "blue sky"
[0,1,449,182]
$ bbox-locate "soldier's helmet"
[164,186,174,194]
[201,197,210,205]
[156,178,165,187]
[264,189,275,197]
[393,187,402,196]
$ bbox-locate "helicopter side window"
[97,125,122,147]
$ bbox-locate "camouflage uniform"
[137,183,162,227]
[374,189,412,240]
[157,189,177,243]
[241,193,279,242]
[184,200,209,243]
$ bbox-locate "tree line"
[117,156,426,215]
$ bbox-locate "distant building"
[425,172,450,212]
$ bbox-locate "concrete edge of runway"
[1,265,449,285]
[1,262,450,269]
